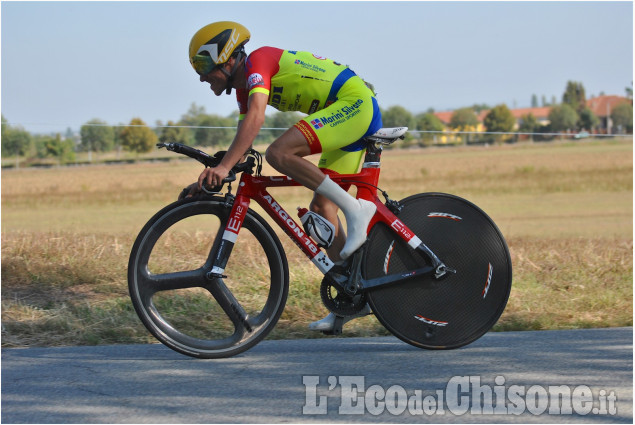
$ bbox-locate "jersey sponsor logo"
[341,99,364,116]
[271,86,284,109]
[311,119,324,130]
[312,54,326,60]
[293,59,326,73]
[313,99,364,129]
[316,111,345,128]
[290,94,302,111]
[247,73,265,90]
[308,99,320,114]
[294,121,321,154]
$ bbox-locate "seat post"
[362,142,382,169]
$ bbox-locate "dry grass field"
[1,139,632,347]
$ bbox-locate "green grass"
[1,139,632,348]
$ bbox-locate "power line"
[5,122,633,138]
[409,130,631,138]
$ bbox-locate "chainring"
[320,274,367,316]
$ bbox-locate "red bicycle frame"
[208,162,424,277]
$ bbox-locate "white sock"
[315,176,376,259]
[315,176,360,216]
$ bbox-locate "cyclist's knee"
[264,144,282,169]
[266,128,312,167]
[265,140,307,173]
[265,142,293,171]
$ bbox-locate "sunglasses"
[191,54,216,76]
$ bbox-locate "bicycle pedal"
[321,316,344,336]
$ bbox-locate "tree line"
[2,81,632,166]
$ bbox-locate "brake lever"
[223,171,237,183]
[201,171,236,194]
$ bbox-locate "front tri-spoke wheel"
[128,197,289,358]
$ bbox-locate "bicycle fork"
[203,194,254,333]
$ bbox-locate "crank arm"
[324,246,366,296]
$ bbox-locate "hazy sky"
[1,1,633,133]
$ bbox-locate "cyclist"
[187,21,381,331]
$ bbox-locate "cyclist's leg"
[309,193,345,262]
[266,92,380,258]
[311,149,366,262]
[297,80,381,258]
[264,127,326,189]
[266,130,373,331]
[266,128,376,260]
[308,152,376,332]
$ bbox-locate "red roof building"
[586,95,631,117]
[433,95,631,133]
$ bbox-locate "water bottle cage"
[301,212,335,249]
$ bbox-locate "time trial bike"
[128,127,512,359]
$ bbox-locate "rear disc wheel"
[363,193,512,349]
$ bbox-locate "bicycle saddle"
[367,127,409,144]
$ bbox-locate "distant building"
[430,111,485,144]
[586,95,632,134]
[434,107,550,131]
[487,107,551,129]
[432,95,631,138]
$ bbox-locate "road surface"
[2,327,632,423]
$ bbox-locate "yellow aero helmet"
[189,21,250,75]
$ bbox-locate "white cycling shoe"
[340,199,376,259]
[308,304,372,332]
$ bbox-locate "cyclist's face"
[199,66,228,96]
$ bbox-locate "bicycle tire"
[363,193,512,349]
[128,196,289,359]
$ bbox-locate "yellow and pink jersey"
[237,47,382,174]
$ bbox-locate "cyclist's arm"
[198,92,267,188]
[221,91,267,167]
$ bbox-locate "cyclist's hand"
[198,165,230,190]
[178,182,200,200]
